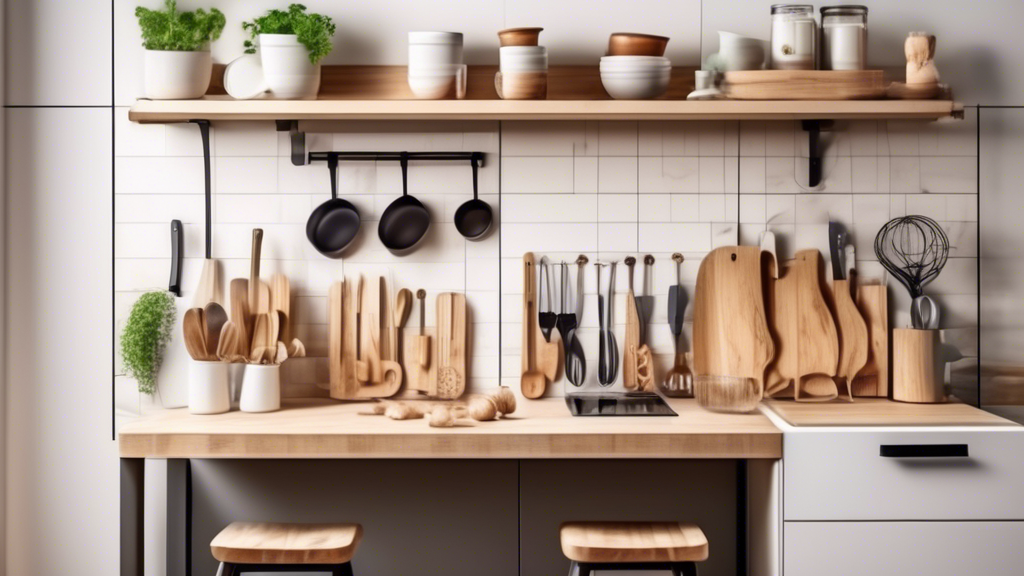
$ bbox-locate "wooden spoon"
[271,273,291,343]
[274,340,289,365]
[521,253,546,399]
[287,338,306,358]
[216,321,239,362]
[249,313,270,363]
[183,308,209,361]
[229,278,251,356]
[393,288,412,364]
[203,302,228,359]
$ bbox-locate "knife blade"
[828,221,847,280]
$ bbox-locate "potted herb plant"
[243,4,337,99]
[135,0,225,99]
[120,291,176,396]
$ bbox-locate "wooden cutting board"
[693,246,774,394]
[723,70,886,100]
[832,277,869,399]
[329,278,401,400]
[434,293,467,399]
[764,250,840,401]
[852,284,889,397]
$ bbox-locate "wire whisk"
[874,215,949,299]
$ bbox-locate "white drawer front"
[785,521,1024,576]
[784,428,1024,520]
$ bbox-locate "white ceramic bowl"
[408,31,464,72]
[601,68,671,99]
[500,46,548,72]
[600,55,671,69]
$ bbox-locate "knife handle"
[168,220,183,296]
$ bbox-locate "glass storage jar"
[821,5,868,70]
[771,4,817,70]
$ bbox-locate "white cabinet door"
[785,521,1024,576]
[784,428,1024,520]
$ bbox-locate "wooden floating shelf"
[129,65,963,123]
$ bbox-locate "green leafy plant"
[120,291,176,395]
[135,0,226,52]
[243,4,337,64]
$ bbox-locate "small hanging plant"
[121,291,176,395]
[243,4,337,64]
[135,0,226,52]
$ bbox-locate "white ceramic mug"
[408,64,467,99]
[188,360,231,414]
[706,31,766,71]
[408,31,464,71]
[240,364,281,413]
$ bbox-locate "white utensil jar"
[240,364,281,413]
[820,6,868,70]
[771,5,817,70]
[188,360,231,414]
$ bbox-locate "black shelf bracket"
[801,120,833,188]
[307,150,485,168]
[276,120,306,166]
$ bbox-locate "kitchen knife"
[828,221,847,280]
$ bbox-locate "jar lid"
[820,5,868,15]
[771,4,814,14]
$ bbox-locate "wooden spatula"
[203,302,228,359]
[230,278,251,356]
[250,313,270,363]
[183,307,209,361]
[271,273,291,343]
[248,228,263,313]
[216,321,240,362]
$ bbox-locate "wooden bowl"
[498,27,544,47]
[607,33,670,56]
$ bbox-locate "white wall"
[5,1,1017,575]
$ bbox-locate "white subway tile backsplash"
[598,122,639,156]
[920,157,978,193]
[115,117,978,401]
[638,157,700,193]
[598,157,638,193]
[502,157,574,193]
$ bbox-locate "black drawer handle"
[880,444,969,458]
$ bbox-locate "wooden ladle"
[521,253,547,398]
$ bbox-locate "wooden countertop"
[118,398,782,459]
[764,398,1021,427]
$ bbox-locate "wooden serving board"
[433,293,467,399]
[764,250,839,401]
[723,70,886,100]
[852,284,889,397]
[693,246,774,394]
[328,277,401,400]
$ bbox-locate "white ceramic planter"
[188,360,231,414]
[240,364,281,413]
[258,34,321,99]
[144,50,212,100]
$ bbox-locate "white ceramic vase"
[144,50,212,100]
[240,365,281,413]
[188,360,231,414]
[258,34,321,99]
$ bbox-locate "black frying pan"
[307,155,360,258]
[378,154,430,253]
[454,154,493,241]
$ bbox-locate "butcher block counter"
[118,397,783,459]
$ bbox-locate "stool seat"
[211,522,363,565]
[560,521,708,564]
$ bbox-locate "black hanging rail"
[307,150,484,167]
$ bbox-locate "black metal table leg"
[167,459,192,575]
[120,458,145,576]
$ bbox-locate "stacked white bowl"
[600,56,672,99]
[408,31,467,99]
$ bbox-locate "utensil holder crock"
[188,360,231,414]
[240,364,281,413]
[893,328,962,403]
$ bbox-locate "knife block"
[893,328,961,403]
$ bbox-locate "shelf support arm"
[276,120,306,166]
[801,120,833,188]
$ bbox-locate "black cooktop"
[565,392,678,417]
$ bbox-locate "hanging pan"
[378,153,431,254]
[454,153,493,241]
[306,154,361,258]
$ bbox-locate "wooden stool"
[560,521,708,576]
[211,522,362,575]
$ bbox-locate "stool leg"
[577,563,592,576]
[333,562,355,576]
[219,563,237,576]
[672,562,698,576]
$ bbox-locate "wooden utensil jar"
[893,328,961,403]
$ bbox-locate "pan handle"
[168,220,183,296]
[470,155,479,200]
[400,152,409,197]
[328,154,338,200]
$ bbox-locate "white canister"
[771,5,817,70]
[408,31,464,72]
[408,64,467,99]
[820,6,868,71]
[258,34,322,99]
[143,50,212,100]
[188,360,231,414]
[240,364,281,413]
